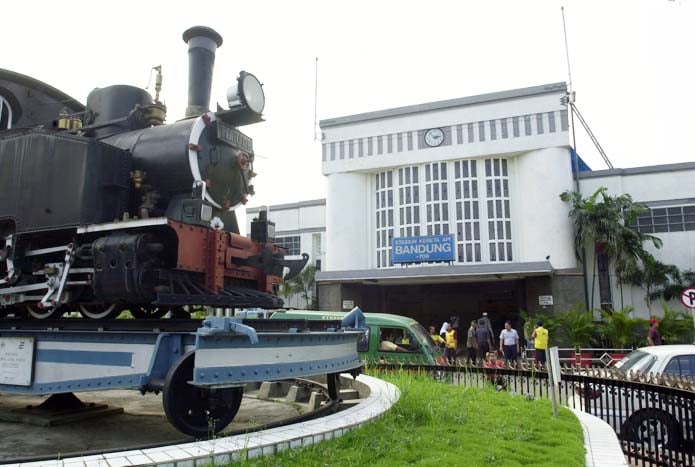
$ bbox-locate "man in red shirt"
[648,318,662,346]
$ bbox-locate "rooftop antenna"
[313,57,323,141]
[562,6,591,315]
[561,6,613,170]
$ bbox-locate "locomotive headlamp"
[227,71,265,114]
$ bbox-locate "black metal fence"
[377,363,695,467]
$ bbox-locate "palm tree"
[556,304,596,351]
[598,307,646,349]
[280,265,318,309]
[652,268,695,303]
[560,187,663,310]
[622,254,679,314]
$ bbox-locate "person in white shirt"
[499,320,520,363]
[439,321,450,339]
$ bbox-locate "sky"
[3,0,693,234]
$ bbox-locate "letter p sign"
[681,288,695,309]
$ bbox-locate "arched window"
[0,95,12,129]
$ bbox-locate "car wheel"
[622,409,681,450]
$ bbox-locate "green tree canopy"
[560,187,662,309]
[622,254,679,313]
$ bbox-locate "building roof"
[579,162,695,179]
[316,261,553,285]
[246,198,326,214]
[320,82,567,128]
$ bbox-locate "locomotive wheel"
[162,352,243,437]
[131,306,168,319]
[26,304,64,319]
[79,303,122,320]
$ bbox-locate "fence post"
[548,347,561,418]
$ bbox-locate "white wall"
[325,172,370,270]
[513,147,577,269]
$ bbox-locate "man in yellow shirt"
[444,324,458,364]
[531,320,549,367]
[429,326,445,348]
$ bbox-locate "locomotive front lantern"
[227,71,265,114]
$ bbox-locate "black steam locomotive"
[0,26,306,319]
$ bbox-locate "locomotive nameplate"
[216,122,253,153]
[0,337,34,386]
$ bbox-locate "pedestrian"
[439,319,450,340]
[531,320,549,368]
[647,318,662,346]
[444,324,458,364]
[478,312,494,346]
[379,331,407,352]
[466,320,478,364]
[429,325,445,348]
[475,318,493,358]
[483,351,506,389]
[499,320,520,364]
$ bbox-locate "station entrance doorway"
[340,279,533,342]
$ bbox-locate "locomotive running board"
[155,288,283,308]
[155,278,283,308]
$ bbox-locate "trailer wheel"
[162,352,243,438]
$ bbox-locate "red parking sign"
[681,288,695,309]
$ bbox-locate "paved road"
[0,388,301,461]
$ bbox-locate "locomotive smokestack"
[182,26,223,118]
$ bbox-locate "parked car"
[269,309,443,365]
[573,345,695,450]
[613,345,695,378]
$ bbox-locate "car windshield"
[410,323,438,353]
[615,350,657,373]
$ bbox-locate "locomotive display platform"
[0,317,364,436]
[0,379,340,462]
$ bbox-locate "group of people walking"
[430,313,550,367]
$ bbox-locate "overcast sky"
[4,0,693,233]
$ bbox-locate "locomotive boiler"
[0,26,306,319]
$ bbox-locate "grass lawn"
[234,371,585,467]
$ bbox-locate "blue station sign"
[392,235,456,263]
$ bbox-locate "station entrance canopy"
[315,261,553,286]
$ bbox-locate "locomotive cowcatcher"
[0,26,307,319]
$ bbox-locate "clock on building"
[424,128,444,147]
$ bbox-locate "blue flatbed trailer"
[0,317,364,436]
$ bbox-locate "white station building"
[248,82,695,328]
[246,200,325,308]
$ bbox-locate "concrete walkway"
[572,408,628,467]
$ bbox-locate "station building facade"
[247,83,695,331]
[311,82,695,330]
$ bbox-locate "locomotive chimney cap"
[182,26,223,47]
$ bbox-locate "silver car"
[572,345,695,450]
